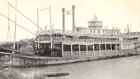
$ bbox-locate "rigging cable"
[0,13,35,36]
[8,2,43,30]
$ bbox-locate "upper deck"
[35,29,139,44]
[35,15,140,44]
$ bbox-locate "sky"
[0,0,140,42]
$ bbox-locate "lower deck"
[4,49,140,67]
[38,42,121,57]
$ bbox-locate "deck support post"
[86,44,89,57]
[105,44,108,56]
[79,44,81,58]
[71,43,73,57]
[93,45,95,57]
[115,44,118,56]
[110,43,113,56]
[99,44,101,57]
[50,41,53,54]
[62,43,64,57]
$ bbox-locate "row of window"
[90,29,119,34]
[63,44,120,51]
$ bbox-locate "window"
[77,28,79,31]
[93,30,95,34]
[90,30,92,33]
[98,30,100,34]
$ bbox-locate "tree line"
[0,38,36,53]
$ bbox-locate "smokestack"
[72,5,75,32]
[127,24,129,33]
[62,8,65,33]
[129,23,131,33]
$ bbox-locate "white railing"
[39,37,120,43]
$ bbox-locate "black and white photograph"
[0,0,140,79]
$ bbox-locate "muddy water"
[18,56,140,79]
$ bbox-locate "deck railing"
[39,37,120,43]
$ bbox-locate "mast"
[49,6,52,31]
[13,0,17,50]
[36,8,40,61]
[12,0,17,66]
[36,6,52,56]
[49,6,53,52]
[37,8,39,31]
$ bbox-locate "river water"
[18,56,140,79]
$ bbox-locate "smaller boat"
[41,72,70,77]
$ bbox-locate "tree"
[0,42,14,49]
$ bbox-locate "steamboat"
[0,5,140,67]
[34,5,140,58]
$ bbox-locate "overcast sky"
[0,0,140,41]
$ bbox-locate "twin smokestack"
[62,5,75,33]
